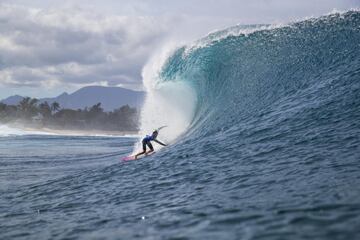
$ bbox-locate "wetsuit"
[142,135,154,152]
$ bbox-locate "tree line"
[0,97,139,132]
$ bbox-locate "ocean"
[1,10,360,239]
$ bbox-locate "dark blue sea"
[1,10,360,239]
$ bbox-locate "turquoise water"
[1,10,360,239]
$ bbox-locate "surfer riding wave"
[135,127,167,159]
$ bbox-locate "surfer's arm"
[153,139,167,146]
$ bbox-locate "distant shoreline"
[1,99,140,136]
[7,123,139,137]
[30,127,139,137]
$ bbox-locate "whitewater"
[1,11,360,239]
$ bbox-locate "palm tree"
[18,97,38,119]
[18,97,31,112]
[38,101,52,119]
[51,102,60,113]
[0,103,7,119]
[87,103,104,123]
[89,103,103,115]
[0,103,7,112]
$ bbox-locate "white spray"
[132,44,197,154]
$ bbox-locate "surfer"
[134,129,167,159]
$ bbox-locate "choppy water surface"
[1,10,360,240]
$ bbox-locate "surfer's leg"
[145,142,154,155]
[135,140,147,159]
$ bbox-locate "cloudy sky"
[0,0,358,99]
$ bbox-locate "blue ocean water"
[1,10,360,239]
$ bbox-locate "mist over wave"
[132,45,197,153]
[0,124,52,136]
[0,124,138,138]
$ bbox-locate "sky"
[0,0,359,99]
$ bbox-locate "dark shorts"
[142,139,153,151]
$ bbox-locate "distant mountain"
[1,95,24,105]
[1,86,145,111]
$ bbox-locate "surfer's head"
[152,130,158,138]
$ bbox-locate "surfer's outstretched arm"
[153,139,167,146]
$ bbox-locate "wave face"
[151,11,360,158]
[129,12,360,238]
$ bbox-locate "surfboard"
[122,155,136,161]
[157,125,167,131]
[121,151,155,161]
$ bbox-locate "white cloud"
[0,4,171,92]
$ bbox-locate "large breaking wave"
[137,11,360,159]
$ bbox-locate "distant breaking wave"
[0,124,51,136]
[0,124,138,137]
